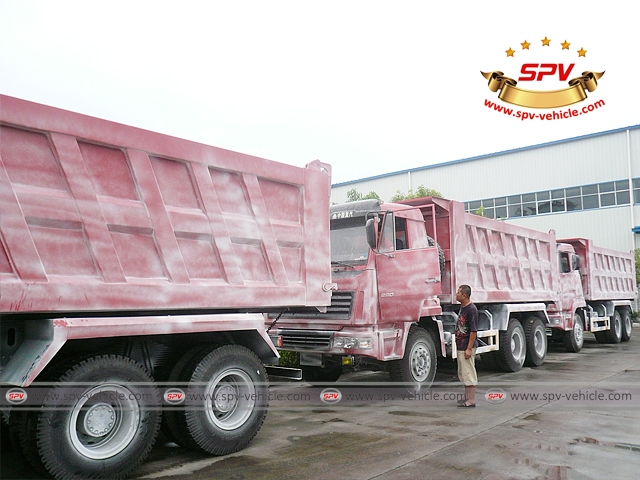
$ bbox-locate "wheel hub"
[214,383,238,413]
[81,403,116,437]
[411,344,431,381]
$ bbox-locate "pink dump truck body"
[0,95,332,314]
[559,238,636,301]
[0,96,332,478]
[401,196,559,305]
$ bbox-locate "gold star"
[561,40,571,50]
[506,47,515,57]
[521,40,531,50]
[541,36,551,46]
[578,47,587,57]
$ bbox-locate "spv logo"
[485,388,506,405]
[6,388,28,405]
[164,388,185,405]
[481,36,605,115]
[320,388,342,405]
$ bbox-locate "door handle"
[425,278,440,283]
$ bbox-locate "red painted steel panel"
[559,238,637,301]
[0,95,332,313]
[402,197,558,305]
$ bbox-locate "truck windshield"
[330,217,369,264]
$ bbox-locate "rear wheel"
[524,317,547,367]
[594,330,608,343]
[388,326,437,394]
[606,310,623,344]
[184,345,269,455]
[497,318,526,372]
[36,355,161,480]
[621,310,632,342]
[563,313,584,353]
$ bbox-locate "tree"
[346,188,380,202]
[635,248,640,286]
[390,185,442,202]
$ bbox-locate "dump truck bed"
[0,95,332,313]
[400,197,558,305]
[559,238,636,301]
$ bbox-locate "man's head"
[456,284,472,305]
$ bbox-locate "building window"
[465,177,639,219]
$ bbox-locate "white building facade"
[331,125,640,253]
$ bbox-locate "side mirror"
[571,254,581,271]
[366,218,377,250]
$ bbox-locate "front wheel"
[388,326,437,394]
[524,317,547,367]
[621,310,632,342]
[563,314,584,353]
[497,318,526,372]
[184,345,269,455]
[36,355,161,480]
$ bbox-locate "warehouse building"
[331,125,640,253]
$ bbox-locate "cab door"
[375,213,442,323]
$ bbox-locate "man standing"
[455,284,478,407]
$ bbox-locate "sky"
[1,1,638,186]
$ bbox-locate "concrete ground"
[3,328,640,479]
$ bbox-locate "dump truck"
[269,196,636,386]
[0,95,332,479]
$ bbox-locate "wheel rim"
[69,384,140,460]
[511,328,525,366]
[624,315,632,337]
[614,315,622,340]
[205,368,255,431]
[574,318,584,348]
[533,326,546,357]
[410,341,432,382]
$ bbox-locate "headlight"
[333,336,372,349]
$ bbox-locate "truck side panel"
[560,238,637,301]
[404,197,558,305]
[0,95,331,313]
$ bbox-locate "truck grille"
[278,330,334,350]
[274,291,354,320]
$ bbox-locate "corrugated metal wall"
[331,126,640,252]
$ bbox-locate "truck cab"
[271,199,444,389]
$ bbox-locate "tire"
[479,351,501,371]
[621,310,632,342]
[35,355,161,480]
[388,326,437,394]
[183,345,269,455]
[427,236,445,274]
[524,317,547,367]
[161,346,211,449]
[563,313,584,353]
[302,366,343,384]
[497,318,526,372]
[594,331,608,344]
[606,310,623,344]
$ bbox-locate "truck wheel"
[621,310,632,342]
[184,345,269,455]
[606,310,623,344]
[161,346,211,449]
[524,317,547,367]
[302,366,343,384]
[593,331,608,343]
[388,326,437,394]
[497,318,526,372]
[35,355,161,480]
[563,314,584,353]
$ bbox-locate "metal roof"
[332,124,640,187]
